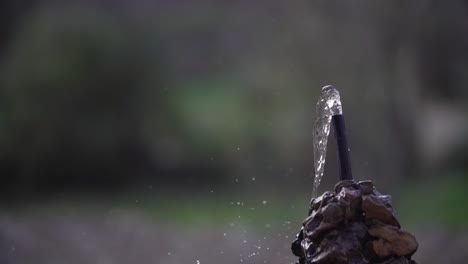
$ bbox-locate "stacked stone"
[291,180,418,264]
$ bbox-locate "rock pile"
[291,180,418,264]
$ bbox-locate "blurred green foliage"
[1,5,162,191]
[397,171,468,228]
[169,80,250,154]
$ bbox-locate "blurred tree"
[0,6,162,196]
[0,0,38,60]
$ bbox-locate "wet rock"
[320,203,345,229]
[368,224,418,258]
[378,257,416,264]
[292,180,418,264]
[337,191,362,221]
[304,203,344,242]
[337,186,362,202]
[308,223,368,264]
[309,240,348,264]
[362,195,400,228]
[310,191,335,212]
[334,180,358,193]
[303,213,322,239]
[358,180,375,195]
[347,221,368,242]
[291,229,305,258]
[308,191,335,216]
[377,194,394,208]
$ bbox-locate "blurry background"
[1,1,468,263]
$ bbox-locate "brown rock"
[378,257,416,264]
[321,203,345,229]
[336,189,363,221]
[303,213,322,239]
[337,186,362,202]
[347,221,368,242]
[309,247,348,264]
[304,203,345,242]
[378,194,393,207]
[296,180,418,264]
[371,239,393,258]
[358,180,375,195]
[334,180,358,193]
[309,230,349,264]
[362,195,400,228]
[309,223,368,264]
[368,224,418,258]
[310,191,335,212]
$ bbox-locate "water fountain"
[291,86,418,264]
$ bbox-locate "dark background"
[1,1,468,263]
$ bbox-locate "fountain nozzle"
[332,114,353,180]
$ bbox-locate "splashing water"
[312,85,342,197]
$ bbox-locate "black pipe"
[332,114,353,181]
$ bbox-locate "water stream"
[312,85,342,197]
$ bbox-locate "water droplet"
[262,200,268,205]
